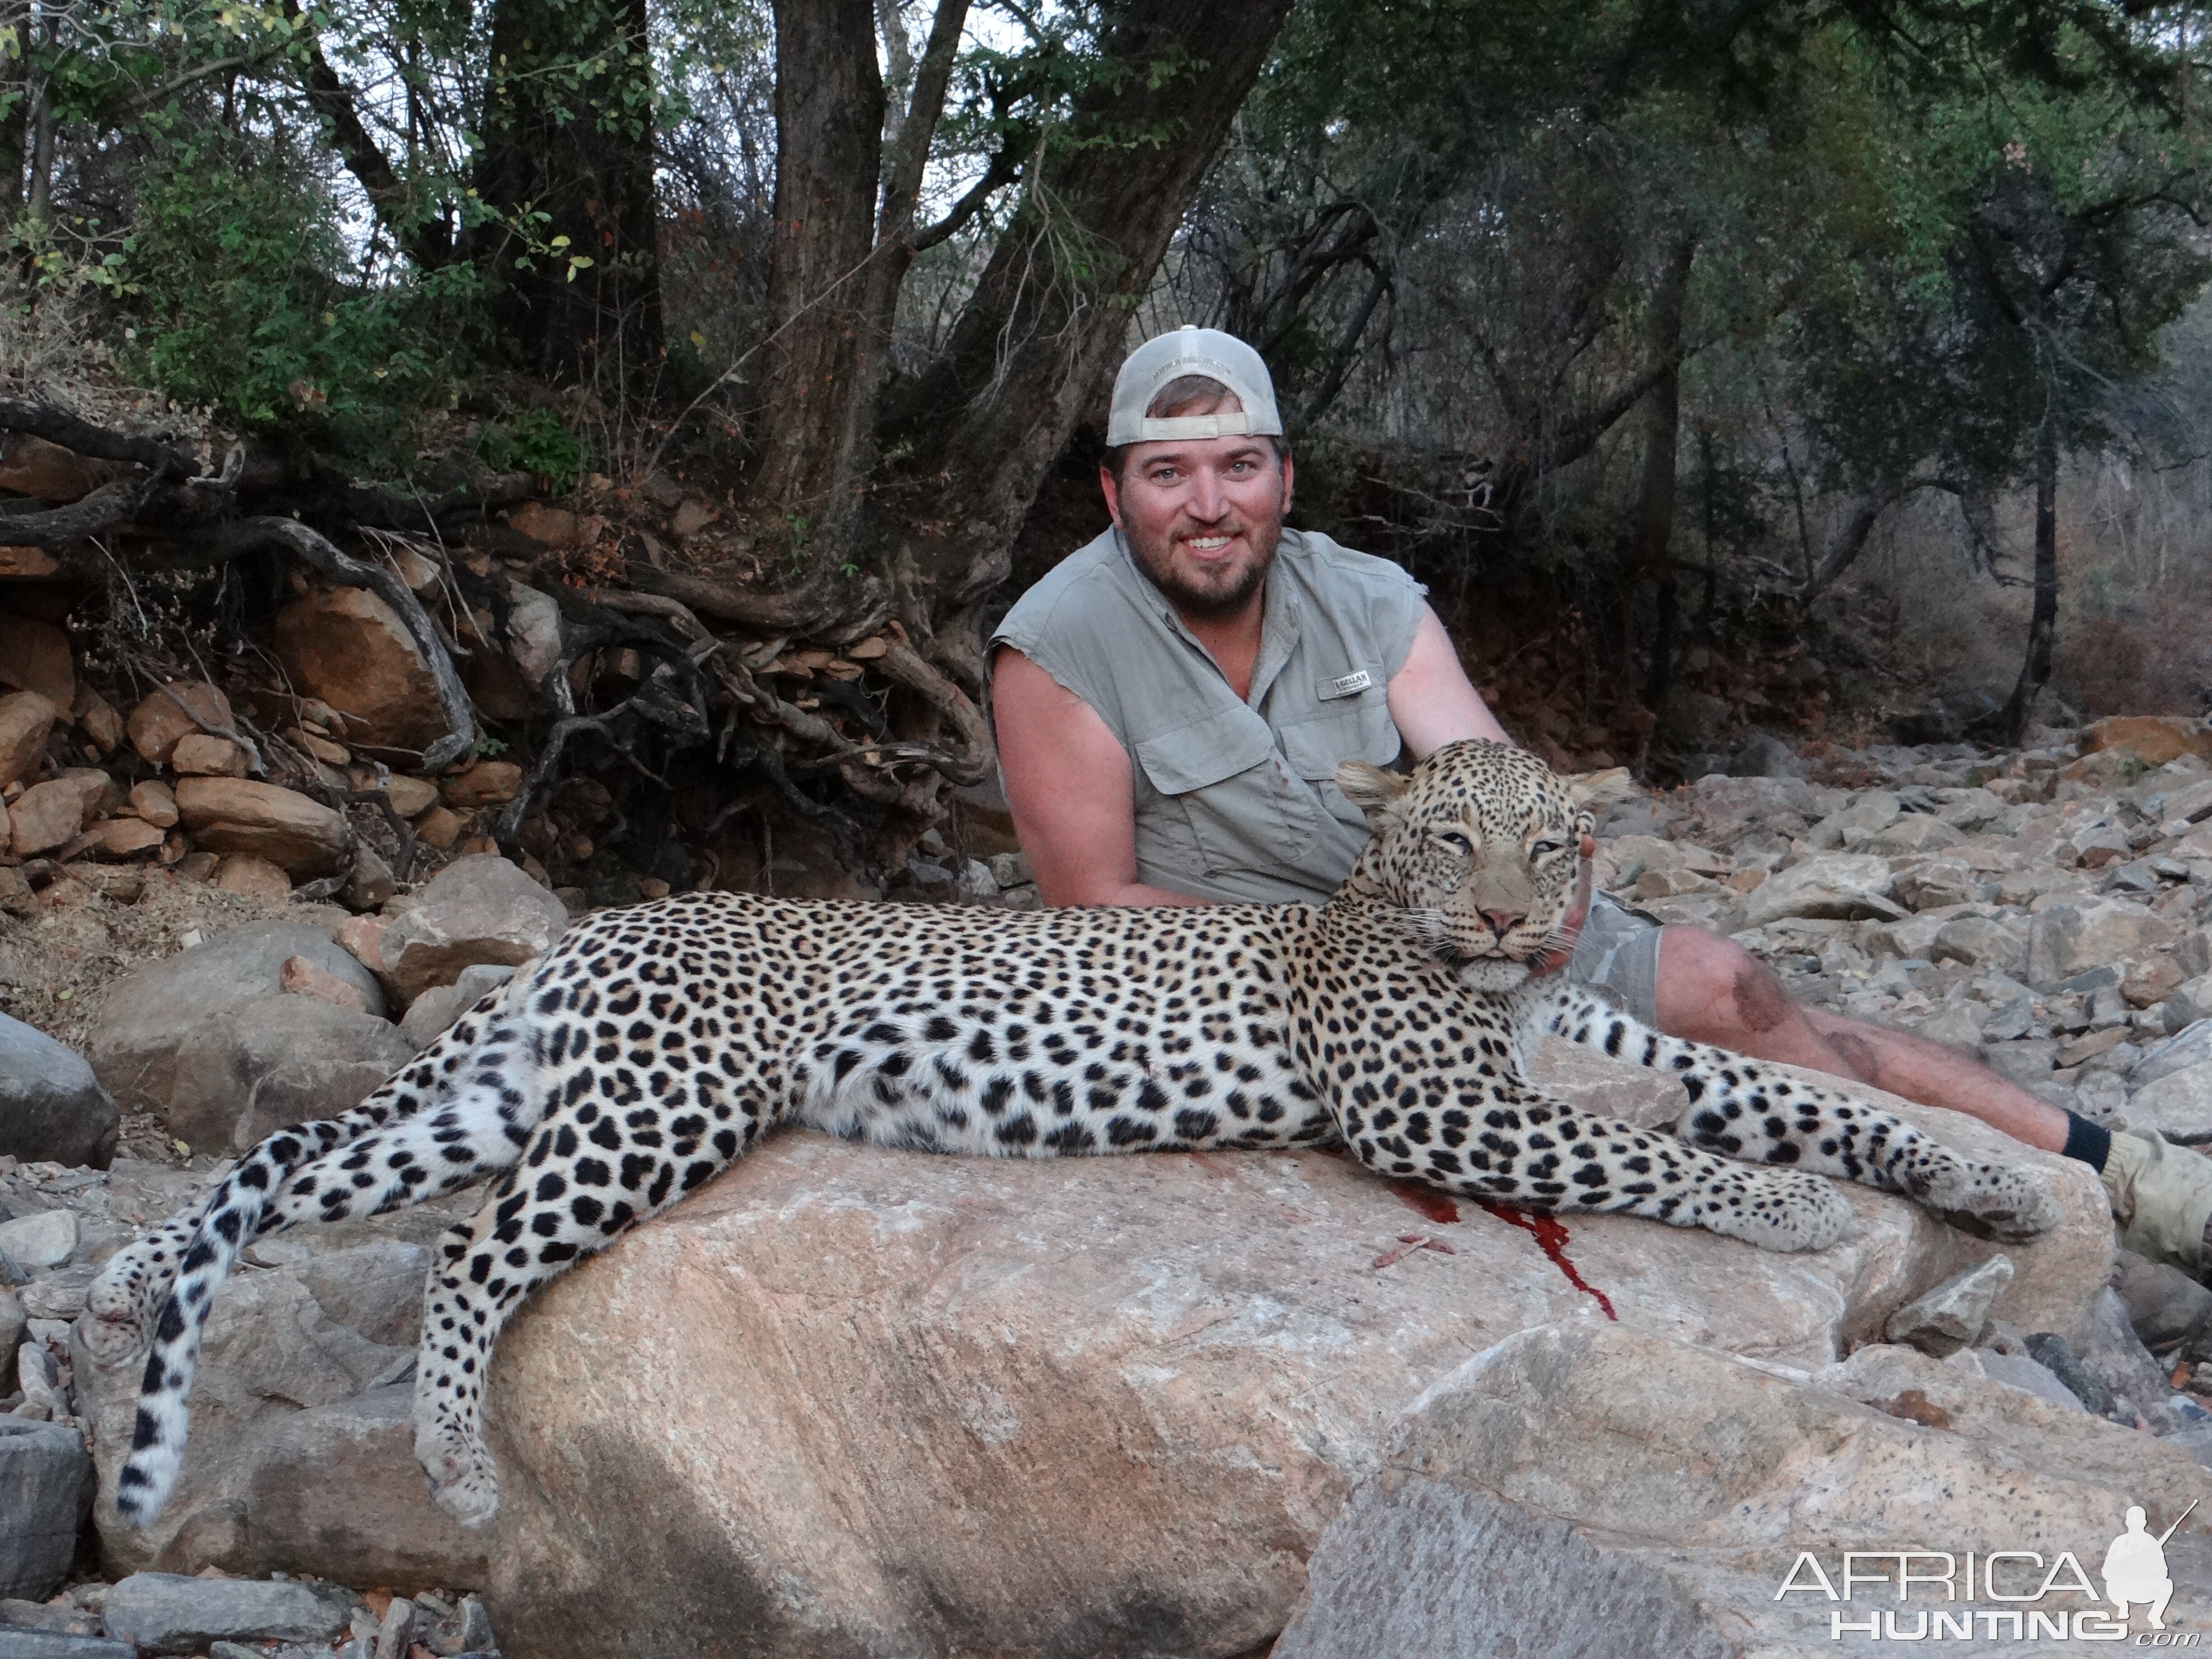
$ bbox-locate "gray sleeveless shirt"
[990,526,1426,904]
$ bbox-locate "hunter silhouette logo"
[1775,1497,2200,1642]
[2105,1500,2197,1632]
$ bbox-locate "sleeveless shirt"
[990,525,1426,904]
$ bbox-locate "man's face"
[1100,431,1293,620]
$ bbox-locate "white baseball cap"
[1107,325,1283,446]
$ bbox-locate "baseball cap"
[1107,325,1284,446]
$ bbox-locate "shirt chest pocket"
[1136,707,1322,877]
[1277,690,1404,825]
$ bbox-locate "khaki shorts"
[1564,892,1664,1028]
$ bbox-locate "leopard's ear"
[1565,767,1634,814]
[1336,760,1413,828]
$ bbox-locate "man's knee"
[1655,927,1798,1044]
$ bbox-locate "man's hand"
[991,648,1209,907]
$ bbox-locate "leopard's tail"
[108,996,519,1528]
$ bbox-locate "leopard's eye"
[1436,830,1473,855]
[1529,838,1565,858]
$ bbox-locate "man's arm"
[991,647,1209,907]
[1388,605,1512,756]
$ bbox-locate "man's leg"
[1651,927,2071,1149]
[1652,925,2212,1276]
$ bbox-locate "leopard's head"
[1336,739,1634,989]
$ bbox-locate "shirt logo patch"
[1321,669,1374,700]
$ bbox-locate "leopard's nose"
[1481,909,1524,936]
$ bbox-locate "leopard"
[85,737,2058,1531]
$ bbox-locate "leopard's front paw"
[417,1419,501,1528]
[1911,1158,2061,1245]
[1699,1167,1853,1253]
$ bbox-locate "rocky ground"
[6,713,2212,1655]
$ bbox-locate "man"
[989,325,2212,1279]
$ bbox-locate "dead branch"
[213,517,480,770]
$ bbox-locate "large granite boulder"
[1274,1323,2211,1658]
[470,1069,2106,1659]
[85,923,387,1115]
[273,587,449,755]
[0,1013,117,1168]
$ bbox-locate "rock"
[2110,1250,2212,1355]
[1808,790,1899,849]
[0,1211,77,1270]
[214,855,291,901]
[380,855,565,1002]
[440,761,521,809]
[412,806,462,850]
[87,921,387,1113]
[334,914,391,983]
[273,589,449,754]
[241,1386,490,1591]
[1742,854,1903,927]
[82,819,164,861]
[1930,915,2027,975]
[164,996,415,1152]
[384,777,439,818]
[2082,714,2212,769]
[0,1632,133,1659]
[398,963,516,1048]
[169,734,249,778]
[1882,1255,2014,1356]
[2124,1059,2212,1142]
[0,1420,94,1601]
[126,682,233,767]
[1980,1037,2058,1087]
[74,1264,412,1573]
[477,1101,2110,1659]
[1975,1349,2090,1411]
[2132,1017,2212,1089]
[504,586,564,685]
[2024,1331,2117,1415]
[0,1013,117,1168]
[281,954,377,1016]
[174,779,348,878]
[0,694,56,789]
[0,1289,22,1377]
[0,621,70,710]
[296,1242,432,1350]
[340,844,394,913]
[1861,812,1964,857]
[0,436,100,502]
[2074,1284,2191,1430]
[1272,1324,2207,1659]
[9,777,101,858]
[506,501,578,546]
[1892,859,1976,911]
[75,689,122,755]
[2025,898,2185,991]
[101,1574,355,1656]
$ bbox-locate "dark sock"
[2062,1111,2112,1174]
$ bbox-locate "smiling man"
[986,324,2212,1285]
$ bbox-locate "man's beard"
[1126,504,1285,619]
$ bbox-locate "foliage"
[476,407,583,492]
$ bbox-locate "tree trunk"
[2000,422,2061,743]
[468,0,662,385]
[887,0,1298,633]
[1628,233,1694,714]
[750,0,886,524]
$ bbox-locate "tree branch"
[213,517,478,769]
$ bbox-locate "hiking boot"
[2101,1129,2212,1281]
